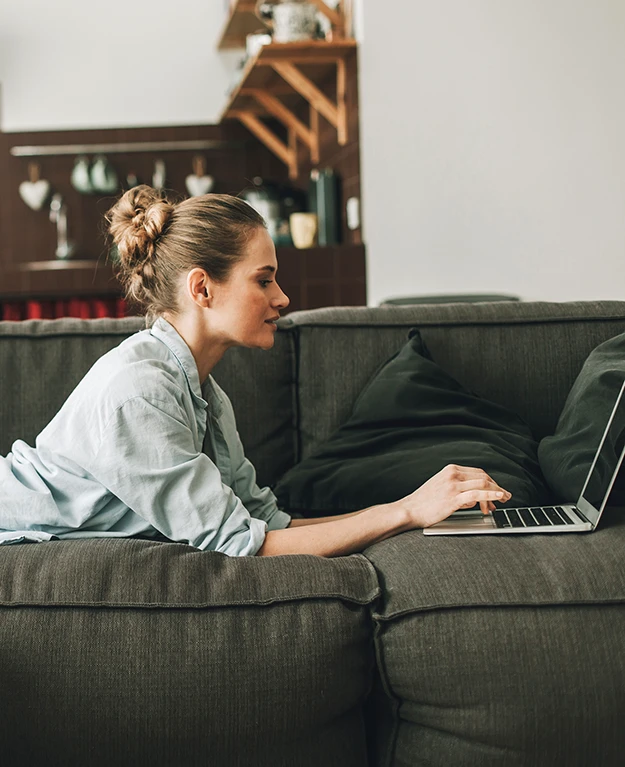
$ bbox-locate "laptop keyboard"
[492,506,577,529]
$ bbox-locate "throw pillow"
[538,332,625,505]
[274,330,550,515]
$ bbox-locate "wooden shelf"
[16,260,108,272]
[0,246,366,310]
[0,262,122,299]
[217,0,345,50]
[221,40,357,178]
[217,0,269,50]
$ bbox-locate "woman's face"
[209,227,290,350]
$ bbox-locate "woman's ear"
[186,268,212,308]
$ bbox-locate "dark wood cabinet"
[0,244,366,317]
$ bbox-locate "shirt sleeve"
[85,396,268,556]
[231,450,292,532]
[212,385,291,532]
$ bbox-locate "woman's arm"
[256,464,511,557]
[257,503,407,556]
[287,510,365,527]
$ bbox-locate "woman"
[0,186,510,555]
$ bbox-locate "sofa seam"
[371,616,401,767]
[290,326,303,465]
[371,596,625,622]
[278,314,625,330]
[0,592,381,610]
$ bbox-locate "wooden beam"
[287,128,298,180]
[242,88,314,151]
[336,56,347,145]
[271,61,339,129]
[228,110,290,167]
[228,109,298,180]
[309,104,320,164]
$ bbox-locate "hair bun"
[107,185,174,270]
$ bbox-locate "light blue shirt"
[0,317,291,555]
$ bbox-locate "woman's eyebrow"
[256,266,276,273]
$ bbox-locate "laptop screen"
[578,379,625,523]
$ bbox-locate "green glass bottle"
[310,168,340,246]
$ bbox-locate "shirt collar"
[150,317,208,411]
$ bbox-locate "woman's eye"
[259,280,272,288]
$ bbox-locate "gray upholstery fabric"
[4,303,625,766]
[0,538,379,607]
[282,301,625,458]
[0,317,297,487]
[0,539,380,766]
[212,333,297,487]
[363,514,625,766]
[0,318,144,458]
[367,605,625,767]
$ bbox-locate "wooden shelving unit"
[218,1,355,179]
[221,40,356,178]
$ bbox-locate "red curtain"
[1,298,129,321]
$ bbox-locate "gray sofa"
[1,300,625,767]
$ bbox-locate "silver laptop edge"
[424,378,625,536]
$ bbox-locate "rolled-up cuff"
[265,509,292,532]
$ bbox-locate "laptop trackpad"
[428,513,496,532]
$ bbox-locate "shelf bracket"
[228,109,299,179]
[308,0,345,37]
[241,88,319,165]
[269,59,348,145]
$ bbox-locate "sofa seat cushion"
[0,539,379,767]
[363,514,625,766]
[275,329,549,514]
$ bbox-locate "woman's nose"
[274,282,290,309]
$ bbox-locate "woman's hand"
[395,464,512,529]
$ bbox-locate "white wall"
[358,0,625,304]
[0,0,239,132]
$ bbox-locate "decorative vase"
[290,212,318,248]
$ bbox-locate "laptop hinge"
[573,506,591,524]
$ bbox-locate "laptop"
[424,378,625,536]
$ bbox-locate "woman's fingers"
[457,477,511,499]
[456,489,508,509]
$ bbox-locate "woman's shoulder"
[82,330,192,413]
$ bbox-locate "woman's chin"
[248,332,276,351]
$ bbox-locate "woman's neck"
[162,312,228,384]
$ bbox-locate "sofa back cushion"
[282,301,625,460]
[0,317,296,487]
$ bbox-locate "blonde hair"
[106,185,266,324]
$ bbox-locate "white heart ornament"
[19,179,51,211]
[185,174,214,197]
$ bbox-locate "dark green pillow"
[274,330,550,515]
[538,332,625,505]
